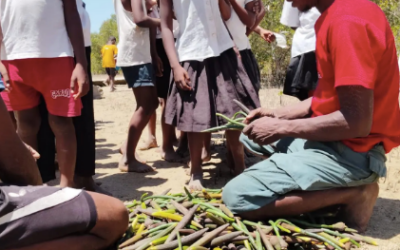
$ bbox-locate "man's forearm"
[63,1,87,68]
[274,97,312,120]
[280,110,365,142]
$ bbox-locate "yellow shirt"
[101,45,118,68]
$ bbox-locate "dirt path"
[94,86,400,249]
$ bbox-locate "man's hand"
[244,107,276,124]
[70,63,89,100]
[0,62,11,92]
[173,66,191,91]
[153,56,164,77]
[243,117,283,145]
[24,143,40,161]
[259,28,276,43]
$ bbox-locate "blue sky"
[85,0,115,33]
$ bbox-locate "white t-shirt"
[114,0,151,67]
[172,0,234,62]
[225,0,252,51]
[0,0,74,60]
[76,0,91,47]
[149,7,179,39]
[280,1,320,58]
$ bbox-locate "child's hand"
[153,56,164,77]
[70,63,89,100]
[173,66,191,91]
[0,62,11,92]
[24,142,40,161]
[260,28,276,43]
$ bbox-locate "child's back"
[172,0,233,62]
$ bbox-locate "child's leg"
[176,131,189,156]
[9,111,16,130]
[109,72,116,92]
[225,130,245,175]
[139,111,158,150]
[160,98,182,162]
[15,107,41,150]
[202,133,212,162]
[48,115,76,187]
[187,132,206,191]
[119,86,158,173]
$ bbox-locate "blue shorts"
[222,136,387,214]
[121,63,154,88]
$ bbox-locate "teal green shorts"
[222,136,387,214]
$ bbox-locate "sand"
[93,86,400,249]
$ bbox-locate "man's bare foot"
[161,148,184,162]
[110,86,116,92]
[139,139,158,151]
[342,183,379,233]
[118,157,156,173]
[186,174,204,191]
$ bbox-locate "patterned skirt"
[165,48,261,132]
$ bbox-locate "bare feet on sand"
[118,157,156,173]
[110,86,116,92]
[186,174,204,191]
[341,183,379,233]
[139,138,158,151]
[161,148,184,162]
[119,145,147,163]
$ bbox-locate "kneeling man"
[223,0,400,232]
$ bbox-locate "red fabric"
[312,0,400,153]
[1,57,82,117]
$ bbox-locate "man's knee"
[222,174,252,214]
[90,193,128,244]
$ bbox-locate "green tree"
[91,14,119,74]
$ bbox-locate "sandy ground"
[93,86,400,250]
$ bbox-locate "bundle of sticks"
[117,187,378,250]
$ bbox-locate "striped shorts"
[0,185,97,249]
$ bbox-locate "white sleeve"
[244,0,255,5]
[280,0,300,28]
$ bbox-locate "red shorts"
[0,57,82,117]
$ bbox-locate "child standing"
[101,37,118,92]
[0,0,89,188]
[116,0,162,172]
[140,2,182,162]
[161,0,260,190]
[226,0,264,93]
